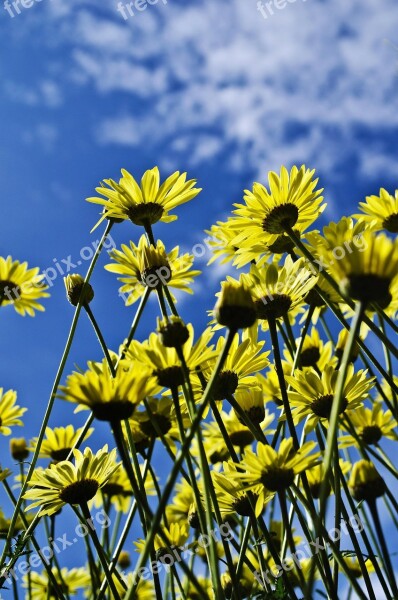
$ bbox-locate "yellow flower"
[10,437,29,461]
[24,445,119,516]
[64,274,94,307]
[0,388,27,435]
[231,438,320,515]
[286,364,374,433]
[289,326,335,371]
[134,522,189,558]
[58,359,155,421]
[213,463,269,517]
[340,402,398,447]
[316,229,398,307]
[232,165,325,250]
[165,479,196,527]
[214,281,257,330]
[305,460,351,498]
[256,363,292,407]
[192,332,269,401]
[105,235,200,305]
[240,256,318,323]
[23,567,91,599]
[87,166,201,229]
[205,218,242,266]
[29,425,94,463]
[0,508,34,539]
[348,460,386,502]
[341,555,375,579]
[355,187,398,233]
[0,256,49,316]
[126,324,215,390]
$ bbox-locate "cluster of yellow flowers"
[1,165,398,599]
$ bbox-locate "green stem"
[368,499,398,597]
[309,301,365,597]
[79,502,123,599]
[0,222,113,585]
[84,304,115,376]
[125,329,237,599]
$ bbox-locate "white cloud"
[9,0,398,178]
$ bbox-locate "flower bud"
[214,282,256,330]
[10,438,29,462]
[348,460,386,502]
[157,317,189,348]
[64,274,94,307]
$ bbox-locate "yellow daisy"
[86,166,201,229]
[284,327,335,371]
[231,438,320,515]
[232,165,325,250]
[316,229,398,307]
[165,479,196,527]
[58,358,155,421]
[213,463,269,517]
[24,445,119,516]
[240,256,318,323]
[340,402,398,447]
[205,217,242,266]
[29,425,94,463]
[0,256,49,316]
[192,332,269,401]
[355,187,398,233]
[256,363,292,407]
[0,388,27,435]
[286,364,374,432]
[105,234,200,305]
[23,567,91,599]
[126,324,215,390]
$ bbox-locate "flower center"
[212,370,239,400]
[102,482,131,497]
[361,425,382,445]
[231,493,257,517]
[345,274,391,306]
[139,414,172,438]
[262,204,299,234]
[141,265,172,288]
[310,394,348,419]
[59,479,99,504]
[300,346,321,368]
[261,467,295,491]
[254,295,292,320]
[50,448,72,462]
[92,400,135,422]
[0,280,21,302]
[382,213,398,233]
[266,231,298,254]
[155,366,184,389]
[127,202,164,226]
[228,429,254,448]
[304,288,326,308]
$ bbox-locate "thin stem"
[84,304,115,376]
[0,222,113,584]
[368,499,398,597]
[79,502,123,600]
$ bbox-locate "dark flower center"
[229,429,255,448]
[141,265,172,288]
[304,288,326,308]
[127,202,164,226]
[231,493,257,517]
[260,467,295,491]
[266,232,298,254]
[310,394,348,419]
[352,478,386,502]
[262,204,299,235]
[0,280,21,302]
[345,274,391,306]
[92,400,135,422]
[50,448,72,462]
[212,370,239,400]
[102,482,131,497]
[382,213,398,233]
[300,346,321,368]
[361,425,382,445]
[255,294,292,320]
[59,479,99,504]
[139,414,172,438]
[155,366,184,389]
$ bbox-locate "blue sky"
[1,0,398,596]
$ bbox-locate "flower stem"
[84,304,115,376]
